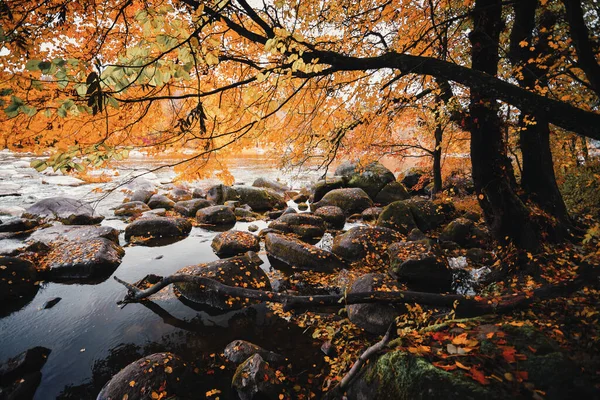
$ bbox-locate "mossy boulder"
[206,184,240,204]
[310,176,347,203]
[376,201,418,234]
[361,207,383,222]
[211,230,260,257]
[404,198,448,232]
[265,233,345,273]
[340,161,396,200]
[268,213,326,240]
[347,273,405,334]
[312,188,373,216]
[332,226,403,264]
[348,351,503,400]
[439,218,475,248]
[374,181,411,205]
[125,217,192,241]
[314,206,346,230]
[252,177,289,193]
[196,205,237,225]
[174,251,270,310]
[388,241,452,293]
[234,186,287,211]
[174,198,213,217]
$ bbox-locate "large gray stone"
[211,230,260,257]
[174,198,213,217]
[114,201,150,217]
[196,205,236,225]
[312,188,373,216]
[23,197,103,225]
[125,217,192,241]
[265,233,345,273]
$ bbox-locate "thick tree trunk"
[432,122,443,194]
[508,2,571,226]
[469,0,541,250]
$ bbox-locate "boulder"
[314,206,346,230]
[265,233,345,273]
[174,251,270,310]
[196,205,237,225]
[224,340,285,365]
[174,199,213,217]
[268,213,326,240]
[374,181,410,205]
[310,176,346,203]
[27,225,120,249]
[331,226,403,264]
[23,197,103,225]
[125,217,192,241]
[347,273,404,335]
[297,202,308,211]
[388,241,452,292]
[129,189,155,203]
[439,218,475,248]
[235,207,261,222]
[312,188,373,216]
[401,168,430,194]
[462,210,481,222]
[234,186,287,211]
[248,224,259,233]
[292,193,309,203]
[334,161,358,176]
[0,256,38,309]
[404,198,448,232]
[147,194,175,210]
[167,187,192,202]
[192,187,206,199]
[42,238,124,281]
[206,184,240,204]
[252,177,289,193]
[0,346,51,400]
[211,230,260,257]
[97,353,194,400]
[361,207,383,222]
[114,201,150,217]
[341,161,396,199]
[466,248,495,265]
[376,200,417,234]
[232,354,283,400]
[0,217,39,233]
[407,228,427,241]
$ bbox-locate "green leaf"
[19,105,37,117]
[30,160,47,172]
[25,59,41,71]
[38,61,52,73]
[57,107,67,118]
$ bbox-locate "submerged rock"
[174,251,270,310]
[265,233,345,273]
[211,230,260,257]
[196,205,237,226]
[124,217,192,241]
[97,353,194,400]
[0,256,39,313]
[224,340,285,365]
[332,226,402,264]
[312,188,373,216]
[347,273,404,335]
[0,346,51,400]
[23,197,103,225]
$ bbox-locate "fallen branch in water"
[113,265,598,317]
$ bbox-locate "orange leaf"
[455,361,470,370]
[468,367,490,385]
[502,347,516,363]
[432,361,457,371]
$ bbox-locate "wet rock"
[331,226,403,264]
[23,197,104,225]
[235,208,260,222]
[141,208,166,218]
[466,248,495,265]
[0,346,50,399]
[43,238,124,281]
[173,198,213,217]
[347,273,404,335]
[334,161,358,177]
[292,193,309,203]
[196,205,237,225]
[129,188,155,203]
[407,228,427,241]
[167,187,192,202]
[312,188,373,216]
[268,213,326,240]
[265,233,345,273]
[225,200,240,208]
[439,218,475,248]
[374,181,410,205]
[310,176,347,203]
[41,297,61,310]
[0,256,38,309]
[248,224,259,233]
[125,217,192,241]
[114,201,151,217]
[224,340,285,365]
[234,186,287,211]
[212,230,260,257]
[206,184,240,204]
[340,161,396,200]
[314,206,346,230]
[97,353,194,400]
[388,241,452,293]
[361,207,383,222]
[147,194,175,210]
[404,198,448,232]
[252,177,289,193]
[0,217,38,233]
[401,168,431,194]
[27,225,120,249]
[232,354,283,400]
[192,187,206,198]
[297,202,308,211]
[376,200,418,234]
[174,251,270,310]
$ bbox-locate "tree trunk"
[432,122,443,194]
[508,2,571,226]
[469,0,541,250]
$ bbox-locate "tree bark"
[469,0,541,250]
[432,120,443,194]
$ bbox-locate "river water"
[0,150,338,399]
